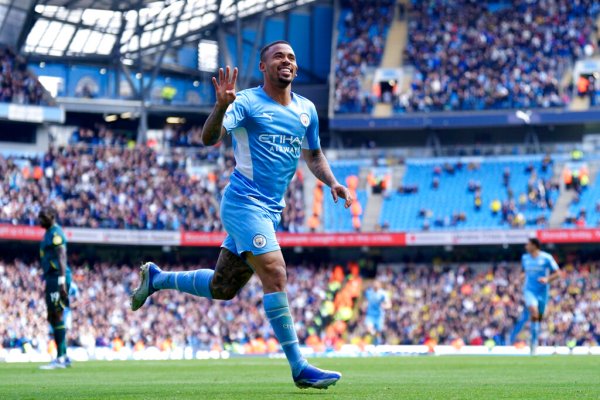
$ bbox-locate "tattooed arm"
[201,106,228,146]
[302,148,353,208]
[202,66,238,146]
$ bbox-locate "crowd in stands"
[333,0,600,113]
[385,156,559,231]
[0,47,47,106]
[162,125,204,148]
[352,260,599,347]
[398,0,600,112]
[0,143,305,232]
[1,258,598,356]
[69,125,132,148]
[333,0,395,113]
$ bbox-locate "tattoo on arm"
[304,149,338,187]
[202,105,228,146]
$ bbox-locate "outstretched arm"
[202,66,238,146]
[302,148,353,208]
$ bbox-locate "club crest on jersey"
[253,234,267,248]
[300,113,310,127]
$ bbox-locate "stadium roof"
[24,0,316,59]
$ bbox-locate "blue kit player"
[521,238,561,355]
[364,281,391,344]
[131,41,353,389]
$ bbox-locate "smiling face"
[259,42,297,88]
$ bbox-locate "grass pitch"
[1,356,599,399]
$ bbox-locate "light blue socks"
[263,291,308,377]
[531,321,540,347]
[153,269,214,299]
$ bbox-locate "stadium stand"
[332,0,600,113]
[333,0,395,113]
[564,165,599,227]
[0,47,46,106]
[381,155,559,230]
[323,161,369,232]
[1,259,598,355]
[399,0,600,112]
[0,145,304,232]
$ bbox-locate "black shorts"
[45,275,71,312]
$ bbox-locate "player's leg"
[245,250,341,389]
[219,194,340,389]
[131,247,253,310]
[40,279,68,369]
[152,247,253,299]
[374,315,385,345]
[524,291,540,354]
[210,248,254,300]
[535,296,548,346]
[509,307,529,345]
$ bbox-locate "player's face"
[525,241,536,254]
[260,44,297,87]
[38,212,53,229]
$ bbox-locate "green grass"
[1,356,599,399]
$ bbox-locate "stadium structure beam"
[134,0,148,145]
[144,0,187,99]
[16,0,39,51]
[111,9,128,98]
[120,0,304,58]
[240,5,265,89]
[61,8,93,57]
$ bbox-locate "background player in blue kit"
[364,281,391,345]
[521,238,561,355]
[131,40,353,389]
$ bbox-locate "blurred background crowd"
[1,258,598,355]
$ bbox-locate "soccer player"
[38,207,72,369]
[521,238,561,355]
[131,40,352,389]
[364,281,391,344]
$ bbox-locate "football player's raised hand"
[212,66,238,109]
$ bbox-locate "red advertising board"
[0,224,596,247]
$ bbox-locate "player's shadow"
[287,391,338,396]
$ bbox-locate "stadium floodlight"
[104,114,118,122]
[166,117,186,124]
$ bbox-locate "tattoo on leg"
[210,248,254,300]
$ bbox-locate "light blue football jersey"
[521,251,559,295]
[223,86,320,213]
[365,289,388,318]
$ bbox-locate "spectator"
[0,47,47,106]
[397,0,598,113]
[3,259,597,352]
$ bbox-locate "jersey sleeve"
[223,92,250,133]
[301,104,321,150]
[546,253,559,271]
[51,227,67,248]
